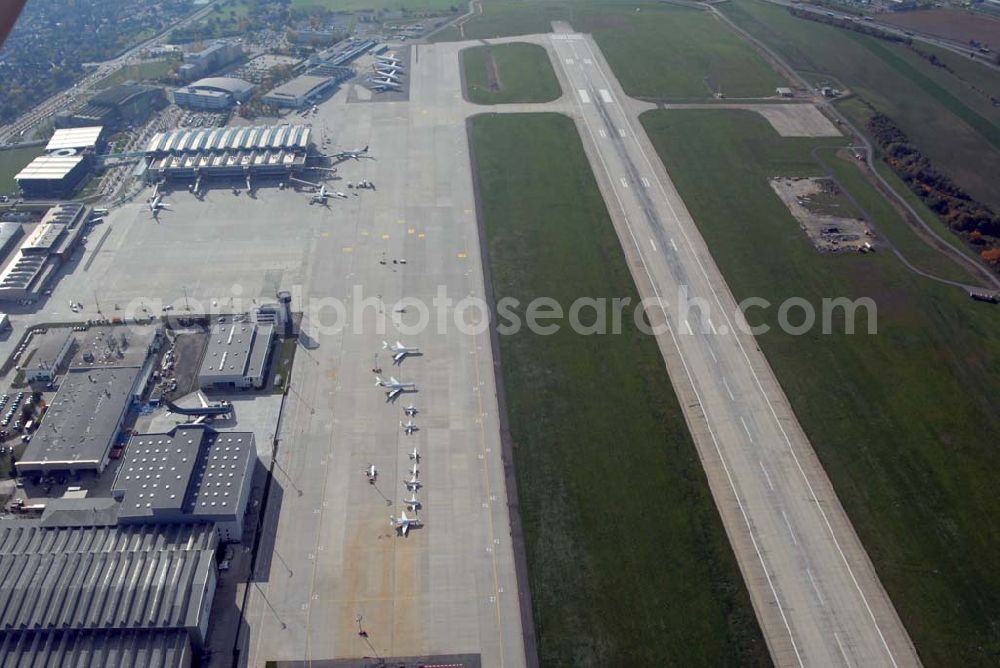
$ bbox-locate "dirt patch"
[484,50,502,92]
[771,177,874,252]
[879,8,1000,48]
[754,104,841,137]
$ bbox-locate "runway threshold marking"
[583,58,593,65]
[759,461,775,491]
[641,177,651,188]
[565,58,574,65]
[739,416,753,441]
[619,177,629,189]
[598,128,606,138]
[577,89,591,104]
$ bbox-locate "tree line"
[867,112,1000,269]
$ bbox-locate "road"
[544,30,920,667]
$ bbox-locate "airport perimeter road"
[545,33,920,667]
[239,45,525,666]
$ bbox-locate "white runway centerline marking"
[577,89,591,104]
[599,89,612,103]
[807,567,826,606]
[684,319,694,336]
[669,238,678,252]
[781,509,799,546]
[617,128,627,137]
[650,239,657,252]
[759,461,775,491]
[740,416,753,441]
[835,633,854,668]
[722,376,735,401]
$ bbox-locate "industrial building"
[0,521,217,664]
[144,124,312,184]
[198,323,274,391]
[18,366,143,475]
[113,424,257,543]
[13,154,90,199]
[24,329,74,383]
[0,203,89,300]
[54,83,167,130]
[45,126,106,153]
[262,74,336,108]
[0,221,25,261]
[172,77,255,110]
[179,40,243,81]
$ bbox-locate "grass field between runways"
[469,111,771,666]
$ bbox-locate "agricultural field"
[721,0,1000,211]
[469,112,770,666]
[641,108,1000,667]
[439,1,785,99]
[878,7,1000,47]
[0,145,44,196]
[461,42,561,104]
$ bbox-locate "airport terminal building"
[145,124,311,183]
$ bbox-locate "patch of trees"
[787,8,912,45]
[868,112,1000,268]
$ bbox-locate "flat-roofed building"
[18,366,143,475]
[0,203,89,300]
[262,74,335,108]
[45,126,105,153]
[14,154,90,199]
[24,329,75,383]
[113,424,257,542]
[198,323,273,391]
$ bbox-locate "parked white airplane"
[148,194,169,214]
[404,473,422,491]
[402,420,418,435]
[332,145,372,160]
[363,464,377,483]
[408,446,420,462]
[403,492,421,511]
[375,54,403,64]
[311,184,330,204]
[373,67,404,81]
[383,340,419,364]
[376,376,416,400]
[404,404,418,417]
[390,510,423,536]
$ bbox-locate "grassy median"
[469,112,770,666]
[461,42,561,105]
[642,108,1000,667]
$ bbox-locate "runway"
[543,31,919,667]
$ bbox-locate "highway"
[545,30,921,667]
